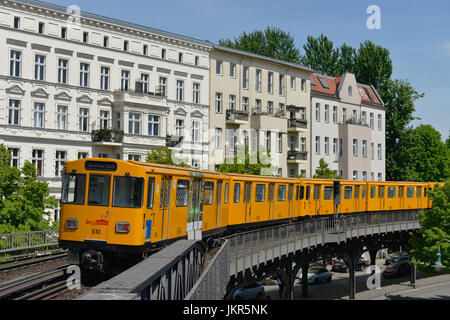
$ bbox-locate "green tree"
[219,26,302,64]
[145,146,191,168]
[336,43,356,75]
[301,34,340,75]
[217,146,273,176]
[409,180,450,274]
[0,144,57,233]
[313,158,342,179]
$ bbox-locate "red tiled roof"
[311,73,383,107]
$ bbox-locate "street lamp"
[432,239,450,271]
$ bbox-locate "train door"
[354,185,360,212]
[268,183,275,220]
[85,173,111,242]
[288,184,294,220]
[313,184,321,216]
[158,176,172,240]
[145,175,157,242]
[304,184,311,216]
[417,186,422,208]
[379,186,385,211]
[215,181,223,228]
[187,178,203,240]
[399,186,404,209]
[244,182,252,223]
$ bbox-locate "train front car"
[58,158,148,272]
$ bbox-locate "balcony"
[226,109,249,125]
[166,135,184,148]
[92,129,124,147]
[113,84,168,110]
[288,118,308,131]
[287,150,308,163]
[250,107,287,132]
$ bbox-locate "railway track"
[0,250,68,272]
[0,264,71,300]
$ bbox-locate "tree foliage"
[145,146,191,168]
[217,146,273,176]
[301,34,340,75]
[409,180,450,274]
[219,26,301,64]
[0,144,57,234]
[313,158,342,180]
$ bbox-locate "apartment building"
[0,0,212,218]
[310,72,385,180]
[209,45,313,178]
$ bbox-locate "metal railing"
[226,109,249,122]
[187,210,421,300]
[92,129,124,144]
[0,229,59,255]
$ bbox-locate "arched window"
[348,86,353,96]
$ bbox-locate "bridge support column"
[348,247,356,300]
[301,264,309,298]
[410,261,416,288]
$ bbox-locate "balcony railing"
[92,129,124,144]
[288,150,308,161]
[288,118,308,129]
[120,83,167,97]
[226,109,249,122]
[251,107,286,118]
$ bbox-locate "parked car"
[382,263,411,279]
[385,252,410,265]
[298,266,332,284]
[232,282,265,300]
[332,259,366,272]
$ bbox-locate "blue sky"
[48,0,450,140]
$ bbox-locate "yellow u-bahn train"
[58,158,435,271]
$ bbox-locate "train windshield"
[61,173,86,205]
[113,176,144,208]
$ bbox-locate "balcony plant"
[93,128,113,142]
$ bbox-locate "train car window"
[417,187,421,198]
[362,186,366,199]
[300,186,305,200]
[370,186,376,199]
[204,181,214,205]
[278,185,286,201]
[88,174,111,206]
[233,183,240,203]
[324,186,333,200]
[113,176,144,208]
[224,183,229,203]
[62,173,86,205]
[147,177,155,208]
[306,186,310,200]
[378,186,385,199]
[424,188,427,198]
[388,187,396,198]
[344,186,352,199]
[407,187,414,198]
[399,186,404,198]
[176,180,189,207]
[255,184,266,202]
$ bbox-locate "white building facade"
[0,0,211,219]
[310,72,386,181]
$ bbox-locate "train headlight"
[116,222,130,234]
[65,219,78,230]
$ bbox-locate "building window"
[33,102,45,128]
[58,59,68,84]
[378,173,383,181]
[301,138,306,152]
[299,107,306,120]
[79,108,89,132]
[371,143,375,160]
[78,152,88,159]
[100,110,110,129]
[268,72,274,94]
[123,40,129,52]
[301,79,306,91]
[352,109,357,123]
[353,171,358,181]
[363,171,368,181]
[333,138,338,155]
[348,86,353,96]
[161,48,166,59]
[370,113,374,129]
[332,106,338,124]
[290,76,296,90]
[100,67,110,90]
[192,121,200,143]
[194,56,199,66]
[324,105,330,123]
[243,66,249,89]
[342,108,347,123]
[178,52,183,63]
[315,136,320,155]
[378,114,382,131]
[277,133,282,153]
[192,159,200,169]
[35,55,46,81]
[216,60,222,75]
[229,63,236,78]
[353,139,358,156]
[377,144,382,160]
[32,149,44,176]
[55,151,67,177]
[103,36,109,48]
[339,138,343,157]
[128,154,141,162]
[176,119,184,137]
[61,27,67,39]
[361,111,367,125]
[80,63,89,87]
[315,103,320,122]
[193,83,200,104]
[324,137,329,155]
[128,113,141,135]
[255,69,261,92]
[9,148,20,168]
[141,73,149,93]
[8,99,20,126]
[148,115,160,136]
[121,70,130,91]
[279,74,285,96]
[215,128,222,149]
[265,131,271,151]
[13,16,20,29]
[143,44,148,56]
[56,105,67,130]
[83,32,89,43]
[176,80,184,101]
[229,95,236,110]
[159,77,167,96]
[362,140,368,158]
[38,22,45,34]
[242,97,249,112]
[10,50,21,77]
[215,93,222,113]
